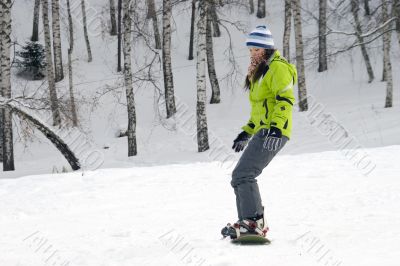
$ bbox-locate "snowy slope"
[1,145,400,266]
[2,0,399,178]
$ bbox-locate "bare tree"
[382,0,393,108]
[394,0,400,54]
[257,0,266,18]
[196,0,210,152]
[42,0,62,126]
[292,0,308,111]
[117,0,122,72]
[351,0,374,83]
[81,0,93,62]
[318,0,328,72]
[209,0,221,37]
[147,0,161,49]
[206,4,220,104]
[123,0,137,156]
[67,0,77,126]
[0,3,4,162]
[52,0,64,81]
[0,0,15,171]
[109,0,117,36]
[188,0,196,60]
[283,0,291,60]
[31,0,40,42]
[363,0,370,16]
[67,0,74,50]
[249,0,254,14]
[162,0,177,118]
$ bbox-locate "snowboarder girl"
[222,25,297,240]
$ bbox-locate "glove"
[263,126,282,151]
[232,131,251,152]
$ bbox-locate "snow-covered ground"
[1,145,400,265]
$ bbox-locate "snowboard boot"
[221,216,269,239]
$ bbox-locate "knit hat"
[246,25,274,49]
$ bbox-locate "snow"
[1,145,400,265]
[1,0,400,264]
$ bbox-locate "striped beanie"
[246,25,274,49]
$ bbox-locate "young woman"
[221,25,297,239]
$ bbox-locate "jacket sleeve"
[242,119,255,135]
[269,63,296,131]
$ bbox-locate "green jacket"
[242,50,297,139]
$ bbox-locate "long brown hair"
[244,48,276,90]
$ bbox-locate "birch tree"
[52,0,64,81]
[81,0,93,62]
[42,0,61,126]
[206,4,220,104]
[123,0,137,156]
[162,0,176,118]
[0,3,4,162]
[283,0,291,59]
[209,0,221,37]
[249,0,254,14]
[318,0,328,72]
[188,0,196,60]
[257,0,266,18]
[351,0,374,83]
[117,0,122,71]
[67,0,74,50]
[147,0,161,49]
[109,0,117,36]
[382,0,393,108]
[67,0,78,126]
[0,0,15,171]
[196,0,210,152]
[32,0,40,42]
[292,0,308,111]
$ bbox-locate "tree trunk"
[42,0,62,126]
[109,0,117,36]
[162,0,176,118]
[318,0,328,72]
[209,0,221,37]
[249,0,254,14]
[394,0,400,56]
[147,0,161,49]
[351,0,374,83]
[196,0,210,152]
[117,0,122,72]
[81,0,93,62]
[0,3,4,162]
[206,6,220,104]
[0,0,15,170]
[67,0,74,50]
[68,49,78,127]
[52,0,64,82]
[123,0,137,156]
[32,0,40,42]
[382,0,393,108]
[363,0,370,16]
[283,0,291,60]
[188,0,196,60]
[292,0,308,112]
[0,100,81,170]
[256,0,266,18]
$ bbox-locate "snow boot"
[221,216,269,239]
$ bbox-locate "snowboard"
[230,235,271,245]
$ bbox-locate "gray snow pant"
[231,129,288,220]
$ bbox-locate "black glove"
[263,126,282,151]
[232,131,251,152]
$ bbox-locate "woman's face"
[249,47,265,58]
